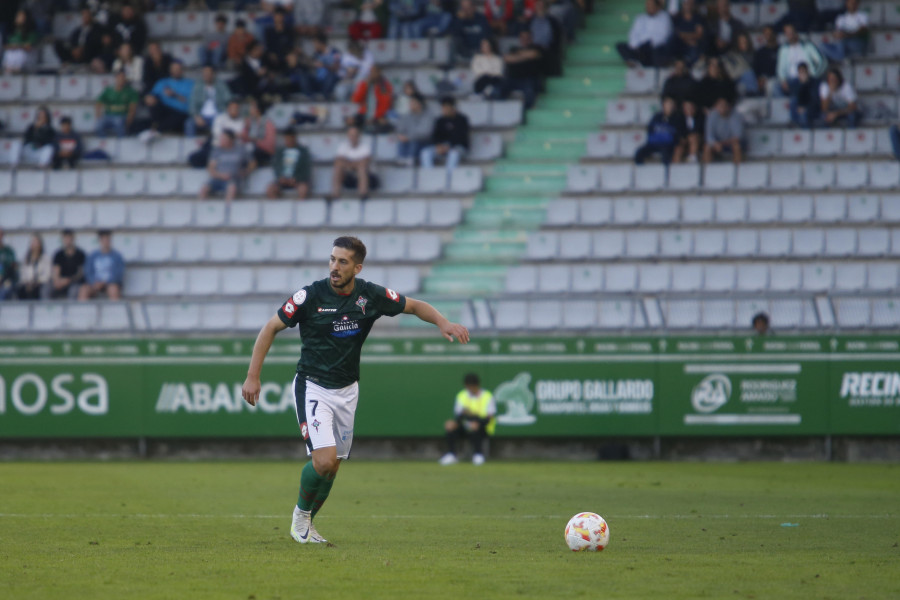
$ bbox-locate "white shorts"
[293,375,359,460]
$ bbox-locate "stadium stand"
[1,0,899,334]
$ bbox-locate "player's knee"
[444,420,457,432]
[312,454,339,476]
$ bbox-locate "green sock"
[311,473,336,520]
[297,461,325,512]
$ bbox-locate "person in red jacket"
[350,65,394,132]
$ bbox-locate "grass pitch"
[1,460,898,600]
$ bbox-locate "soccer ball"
[564,512,610,552]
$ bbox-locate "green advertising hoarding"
[1,336,898,439]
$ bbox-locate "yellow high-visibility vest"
[456,389,496,435]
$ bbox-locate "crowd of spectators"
[0,228,124,302]
[623,0,876,166]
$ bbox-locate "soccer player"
[241,236,470,544]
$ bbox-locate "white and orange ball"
[564,512,610,552]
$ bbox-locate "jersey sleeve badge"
[293,289,307,305]
[283,299,297,316]
[386,288,400,302]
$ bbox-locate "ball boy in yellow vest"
[439,373,496,466]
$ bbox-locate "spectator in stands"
[197,14,229,69]
[112,43,144,91]
[53,117,83,170]
[242,97,277,165]
[530,0,557,51]
[420,97,470,182]
[452,0,492,61]
[19,106,55,168]
[231,41,277,101]
[267,128,311,199]
[693,56,736,112]
[672,0,705,65]
[752,312,770,336]
[776,23,826,97]
[348,0,387,41]
[484,0,517,36]
[821,0,868,62]
[890,124,900,163]
[311,33,343,97]
[753,25,780,97]
[187,65,232,137]
[725,32,759,97]
[778,0,817,34]
[111,4,147,55]
[703,97,744,164]
[94,29,120,73]
[389,0,426,39]
[661,58,696,106]
[396,93,432,165]
[142,42,173,96]
[0,229,18,301]
[330,124,374,200]
[673,98,704,163]
[615,0,672,68]
[227,18,256,67]
[706,0,745,57]
[414,0,454,37]
[815,0,845,30]
[820,66,860,128]
[472,38,505,100]
[54,8,104,69]
[50,229,86,300]
[142,61,194,139]
[393,80,420,118]
[263,8,294,71]
[334,39,374,101]
[25,0,55,38]
[789,62,819,128]
[279,49,314,97]
[96,71,139,138]
[78,230,125,301]
[295,0,327,36]
[2,9,39,74]
[212,99,245,146]
[634,96,684,166]
[200,130,256,204]
[351,65,394,133]
[16,234,50,301]
[501,30,543,109]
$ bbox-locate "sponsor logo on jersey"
[283,300,296,316]
[331,316,361,338]
[293,289,307,305]
[355,295,368,314]
[386,288,400,302]
[318,307,338,312]
[301,422,309,440]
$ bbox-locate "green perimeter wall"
[1,335,899,438]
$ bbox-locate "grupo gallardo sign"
[0,336,899,438]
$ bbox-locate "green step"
[422,276,505,295]
[484,174,566,193]
[505,140,585,161]
[474,194,551,208]
[452,228,528,243]
[535,95,605,111]
[545,75,622,96]
[563,65,625,81]
[465,207,547,227]
[525,108,605,129]
[514,129,585,143]
[443,241,525,262]
[491,162,567,176]
[429,264,508,278]
[564,45,618,65]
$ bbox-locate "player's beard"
[330,270,353,291]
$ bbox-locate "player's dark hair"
[333,236,366,263]
[440,96,456,107]
[464,373,480,386]
[752,312,769,326]
[61,228,74,236]
[97,229,112,237]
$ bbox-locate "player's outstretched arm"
[241,315,288,406]
[403,298,470,344]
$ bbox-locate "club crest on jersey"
[386,288,400,302]
[311,419,320,432]
[355,296,368,314]
[293,289,307,305]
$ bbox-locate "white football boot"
[472,453,485,466]
[290,506,327,544]
[439,453,459,466]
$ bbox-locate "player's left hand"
[440,322,470,344]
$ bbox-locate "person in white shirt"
[821,0,868,62]
[330,125,373,200]
[333,39,374,101]
[616,0,673,67]
[211,100,245,147]
[819,67,860,128]
[775,23,826,96]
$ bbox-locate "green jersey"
[277,277,407,389]
[98,85,139,116]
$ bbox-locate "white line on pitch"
[0,513,895,520]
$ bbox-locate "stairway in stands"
[422,0,642,297]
